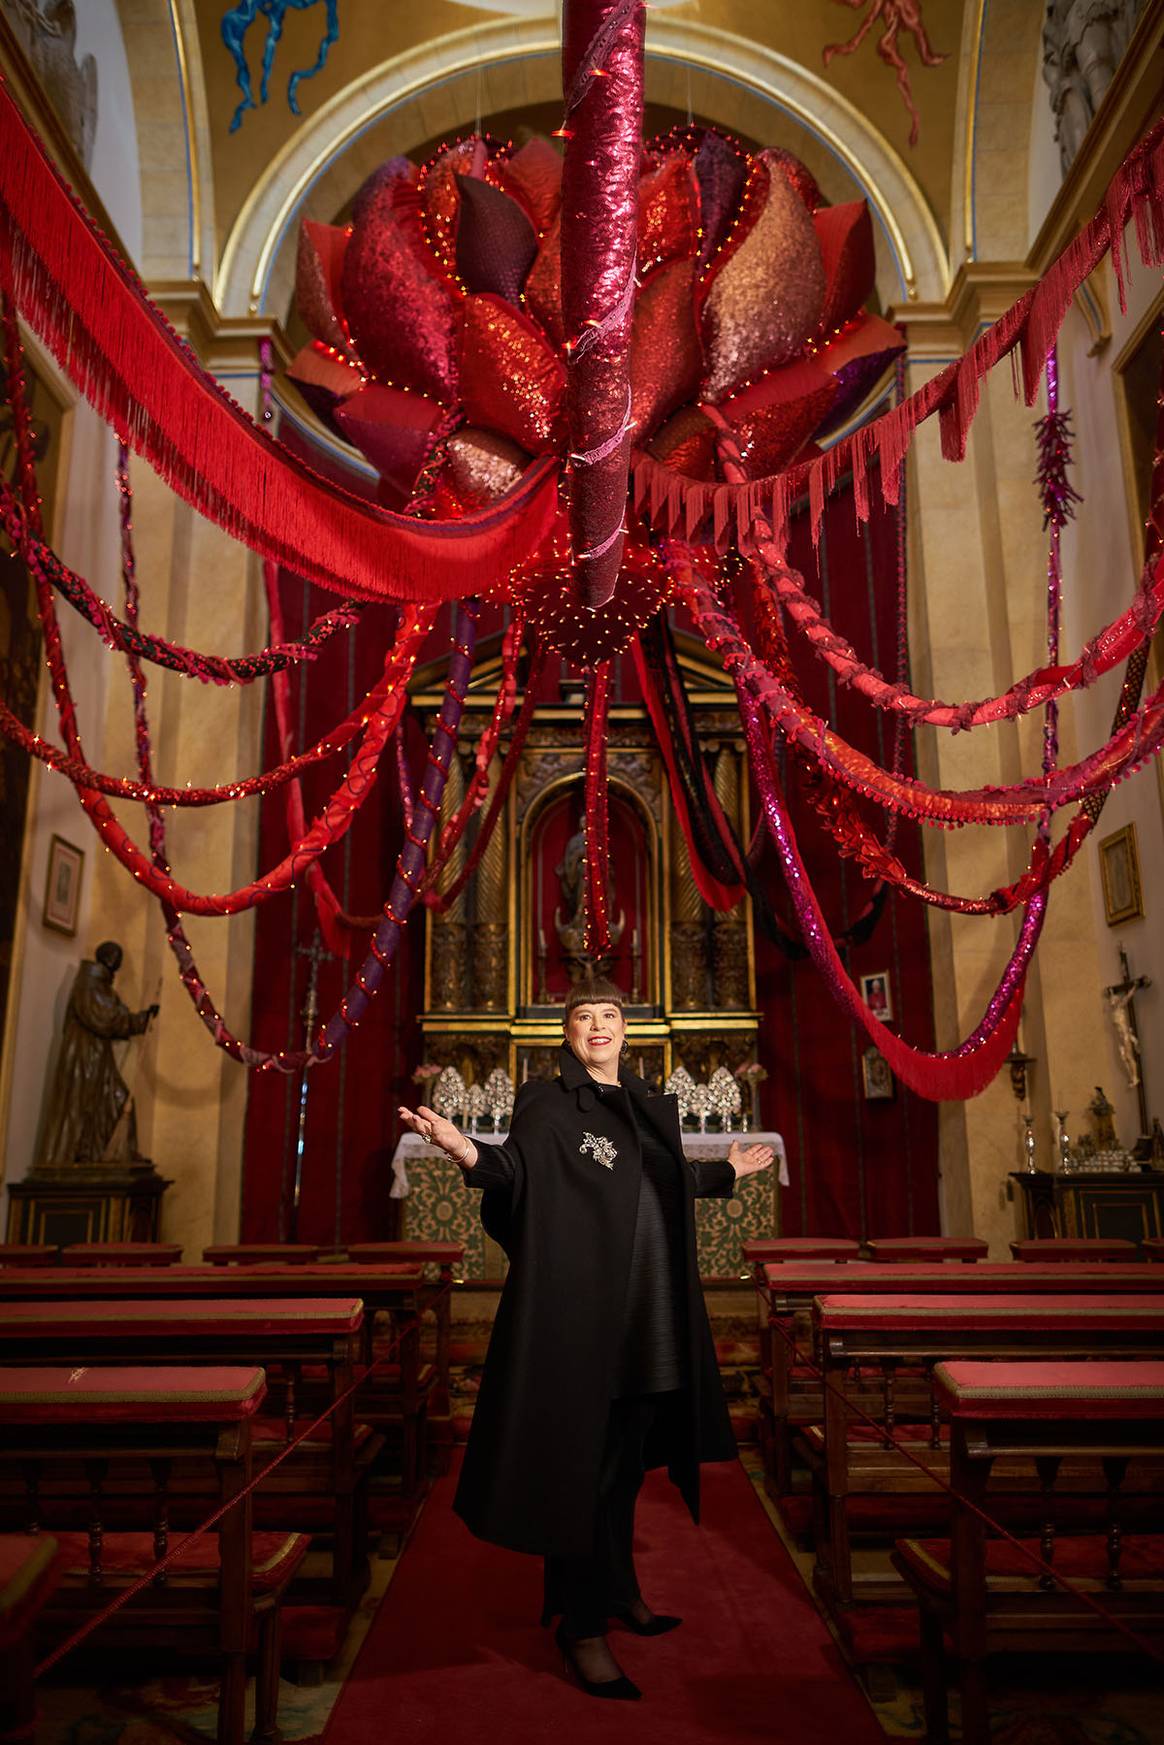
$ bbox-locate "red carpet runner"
[324,1454,885,1744]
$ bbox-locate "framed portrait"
[859,970,893,1022]
[43,834,83,936]
[861,1045,895,1101]
[1098,824,1143,926]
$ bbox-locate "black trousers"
[544,1390,681,1639]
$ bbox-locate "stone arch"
[113,0,217,281]
[215,15,948,321]
[951,0,1046,269]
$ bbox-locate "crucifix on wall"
[1104,945,1152,1140]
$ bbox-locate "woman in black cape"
[399,977,772,1700]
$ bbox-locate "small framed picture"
[859,970,893,1022]
[43,834,83,936]
[861,1045,895,1101]
[1098,824,1143,926]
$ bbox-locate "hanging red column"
[560,0,645,610]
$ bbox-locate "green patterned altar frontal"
[397,1147,776,1279]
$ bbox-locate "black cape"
[452,1044,738,1558]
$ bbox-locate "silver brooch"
[580,1132,617,1169]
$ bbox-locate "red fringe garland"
[631,118,1164,549]
[0,80,558,603]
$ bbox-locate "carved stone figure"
[1,0,97,169]
[1042,0,1141,173]
[35,942,157,1171]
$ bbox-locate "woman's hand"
[399,1104,478,1170]
[727,1140,774,1182]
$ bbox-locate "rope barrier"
[31,1281,451,1680]
[763,1303,1164,1664]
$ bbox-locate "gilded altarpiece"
[408,634,777,1276]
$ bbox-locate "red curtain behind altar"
[733,472,941,1240]
[528,787,653,1003]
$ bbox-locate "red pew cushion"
[934,1359,1164,1419]
[0,1245,58,1267]
[0,1366,266,1423]
[897,1533,1164,1596]
[203,1245,323,1265]
[817,1293,1164,1332]
[0,1297,364,1337]
[1010,1239,1138,1262]
[866,1237,988,1262]
[52,1530,309,1591]
[764,1262,1164,1294]
[60,1244,183,1267]
[743,1238,861,1263]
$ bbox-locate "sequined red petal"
[458,294,566,454]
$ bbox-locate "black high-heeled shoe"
[610,1604,682,1636]
[554,1623,641,1700]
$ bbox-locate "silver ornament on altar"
[465,1082,487,1135]
[708,1066,742,1130]
[433,1066,467,1123]
[665,1066,697,1123]
[483,1066,514,1129]
[691,1082,712,1135]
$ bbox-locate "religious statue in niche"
[0,0,96,169]
[35,940,158,1172]
[1042,0,1143,174]
[554,822,625,982]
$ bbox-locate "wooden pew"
[204,1245,324,1265]
[0,1245,57,1268]
[810,1292,1164,1616]
[0,1535,62,1741]
[892,1360,1164,1745]
[61,1242,183,1267]
[0,1365,309,1745]
[757,1262,1164,1498]
[1010,1238,1139,1263]
[345,1242,463,1418]
[0,1297,373,1609]
[0,1264,436,1536]
[866,1237,988,1263]
[1145,1238,1164,1261]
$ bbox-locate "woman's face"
[564,1000,626,1075]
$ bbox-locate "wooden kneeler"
[893,1360,1164,1745]
[0,1365,309,1745]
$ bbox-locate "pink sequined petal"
[637,155,700,273]
[341,174,459,404]
[455,175,538,304]
[503,135,563,234]
[524,212,564,347]
[814,201,877,333]
[458,294,566,454]
[630,259,702,440]
[701,156,825,401]
[295,221,351,352]
[332,383,445,506]
[444,427,529,507]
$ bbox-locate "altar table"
[389,1129,789,1279]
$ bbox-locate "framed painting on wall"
[859,971,893,1021]
[43,835,83,936]
[1098,824,1143,927]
